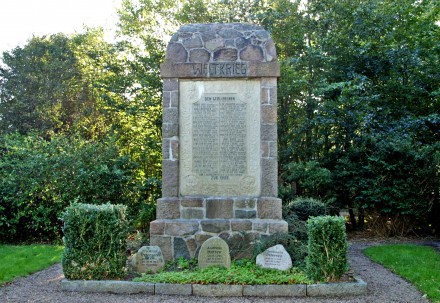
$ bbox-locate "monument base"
[150,197,288,261]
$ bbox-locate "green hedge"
[0,133,144,243]
[61,203,129,280]
[306,216,348,282]
[283,197,327,221]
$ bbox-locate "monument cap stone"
[198,236,231,269]
[131,246,165,274]
[256,244,292,271]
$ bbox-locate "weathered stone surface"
[206,198,233,218]
[183,36,203,48]
[160,62,280,78]
[235,198,256,209]
[131,246,165,274]
[189,49,211,63]
[61,280,154,294]
[149,236,172,261]
[201,31,216,42]
[161,160,179,197]
[257,197,282,219]
[201,220,230,233]
[244,284,306,297]
[261,158,278,197]
[163,78,179,91]
[163,107,178,124]
[187,238,198,257]
[166,43,188,63]
[218,28,243,39]
[149,221,165,235]
[162,122,178,138]
[156,198,180,219]
[307,277,368,297]
[240,45,264,62]
[261,123,277,141]
[235,210,256,219]
[174,238,191,259]
[231,220,253,231]
[181,208,204,219]
[195,233,212,246]
[181,197,204,207]
[155,283,192,295]
[256,244,292,271]
[162,138,179,161]
[264,39,277,62]
[261,104,277,123]
[205,38,225,51]
[165,221,199,236]
[198,236,231,269]
[213,48,238,62]
[192,284,243,297]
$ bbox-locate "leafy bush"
[61,203,129,280]
[284,197,327,221]
[306,216,348,282]
[0,133,143,242]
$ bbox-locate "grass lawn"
[364,244,440,303]
[0,244,63,285]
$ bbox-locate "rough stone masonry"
[150,23,287,261]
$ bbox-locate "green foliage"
[163,257,199,272]
[0,133,142,242]
[61,203,129,280]
[136,259,312,285]
[365,244,440,303]
[0,245,63,285]
[306,216,348,282]
[283,197,327,221]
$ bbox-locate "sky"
[0,0,123,55]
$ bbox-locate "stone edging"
[61,277,367,297]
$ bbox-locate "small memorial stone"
[256,244,292,271]
[198,237,231,269]
[131,246,165,274]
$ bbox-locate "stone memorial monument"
[256,244,292,271]
[198,236,231,269]
[150,23,287,261]
[131,246,165,274]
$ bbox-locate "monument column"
[150,23,287,261]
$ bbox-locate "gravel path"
[0,241,430,303]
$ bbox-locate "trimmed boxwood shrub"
[283,197,327,221]
[306,216,348,282]
[61,203,129,280]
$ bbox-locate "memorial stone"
[256,244,292,271]
[150,23,288,261]
[131,246,165,274]
[198,237,231,269]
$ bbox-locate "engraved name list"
[192,94,247,181]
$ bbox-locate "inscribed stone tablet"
[179,80,261,196]
[131,246,165,274]
[198,237,231,269]
[256,244,292,271]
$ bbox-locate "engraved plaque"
[180,80,260,196]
